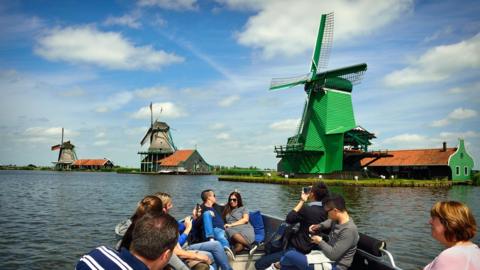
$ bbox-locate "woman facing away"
[222,191,256,255]
[424,201,480,270]
[118,195,164,251]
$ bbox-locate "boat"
[115,212,403,270]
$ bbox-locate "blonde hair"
[430,201,477,242]
[155,192,172,207]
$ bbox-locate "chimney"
[442,142,447,151]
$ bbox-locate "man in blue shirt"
[76,213,178,270]
[200,189,235,260]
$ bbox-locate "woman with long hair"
[424,201,480,270]
[223,191,255,254]
[119,195,164,250]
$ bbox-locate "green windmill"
[271,13,367,174]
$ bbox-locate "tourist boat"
[115,213,403,270]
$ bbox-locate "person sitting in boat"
[256,182,329,270]
[76,212,178,270]
[267,194,359,270]
[222,191,256,255]
[118,195,165,251]
[156,192,233,270]
[424,201,480,270]
[197,189,236,260]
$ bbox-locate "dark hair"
[131,213,179,260]
[311,182,329,202]
[222,191,244,220]
[201,189,213,202]
[430,201,477,242]
[324,194,347,212]
[120,195,164,250]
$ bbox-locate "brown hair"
[430,201,477,242]
[222,191,244,220]
[120,195,164,250]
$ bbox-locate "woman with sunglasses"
[222,191,255,254]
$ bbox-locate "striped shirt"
[76,246,148,270]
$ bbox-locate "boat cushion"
[357,233,385,257]
[249,210,265,243]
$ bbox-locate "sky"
[0,0,479,169]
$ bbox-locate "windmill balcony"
[274,143,305,157]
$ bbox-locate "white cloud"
[134,86,170,99]
[209,123,226,130]
[96,91,134,113]
[218,95,240,107]
[216,132,231,140]
[431,108,477,127]
[385,33,480,87]
[35,25,184,70]
[423,26,453,43]
[138,0,198,10]
[439,131,480,140]
[130,102,187,119]
[104,12,142,29]
[269,118,299,131]
[383,133,429,148]
[96,132,106,138]
[21,127,78,143]
[233,0,413,58]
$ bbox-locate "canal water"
[0,170,479,270]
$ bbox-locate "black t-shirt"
[286,201,327,253]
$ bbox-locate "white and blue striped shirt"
[76,246,148,270]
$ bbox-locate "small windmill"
[51,128,77,170]
[138,103,177,172]
[271,13,367,174]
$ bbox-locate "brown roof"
[361,148,457,167]
[73,159,110,166]
[158,150,195,167]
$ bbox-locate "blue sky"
[0,0,479,169]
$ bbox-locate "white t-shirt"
[424,244,480,270]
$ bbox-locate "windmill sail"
[269,73,309,91]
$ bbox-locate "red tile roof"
[73,159,110,166]
[361,148,457,167]
[158,150,195,167]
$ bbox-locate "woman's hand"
[224,224,231,229]
[184,216,192,230]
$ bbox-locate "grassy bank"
[218,175,453,187]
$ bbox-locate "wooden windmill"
[138,103,177,172]
[271,13,368,174]
[51,128,77,170]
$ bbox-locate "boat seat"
[350,233,390,270]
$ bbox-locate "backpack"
[264,222,298,254]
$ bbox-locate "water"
[0,170,479,270]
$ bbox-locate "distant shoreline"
[218,175,457,187]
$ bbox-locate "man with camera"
[256,182,330,270]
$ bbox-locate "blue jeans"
[280,250,336,270]
[188,240,233,270]
[202,211,230,249]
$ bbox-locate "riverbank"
[218,175,454,187]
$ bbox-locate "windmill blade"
[310,12,334,77]
[51,144,61,151]
[140,128,153,146]
[269,73,309,91]
[318,63,367,84]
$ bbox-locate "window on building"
[460,153,464,159]
[464,166,468,176]
[456,166,460,175]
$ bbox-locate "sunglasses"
[229,198,237,202]
[325,207,336,213]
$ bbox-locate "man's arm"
[286,191,309,223]
[317,228,357,261]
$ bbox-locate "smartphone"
[303,186,311,194]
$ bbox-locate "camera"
[303,186,311,194]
